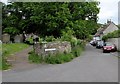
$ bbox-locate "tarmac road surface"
[2,44,118,82]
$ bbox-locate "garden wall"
[34,41,71,56]
[107,38,120,50]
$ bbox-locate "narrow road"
[2,44,118,82]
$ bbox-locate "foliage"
[60,29,78,47]
[1,43,29,70]
[2,2,100,39]
[86,35,93,42]
[28,51,43,63]
[44,53,74,64]
[25,37,34,45]
[102,30,120,41]
[3,27,20,35]
[45,36,56,42]
[1,57,11,70]
[72,45,83,57]
[2,43,29,57]
[28,41,85,64]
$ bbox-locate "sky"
[98,0,119,25]
[0,0,120,25]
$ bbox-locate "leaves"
[2,2,100,39]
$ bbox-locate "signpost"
[45,48,56,51]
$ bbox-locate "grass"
[28,51,43,64]
[44,53,74,64]
[28,44,85,64]
[2,43,29,57]
[1,43,29,70]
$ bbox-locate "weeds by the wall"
[1,57,11,70]
[28,42,85,64]
[28,51,43,63]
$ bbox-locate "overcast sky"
[98,0,119,25]
[1,0,119,25]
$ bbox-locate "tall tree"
[2,2,100,39]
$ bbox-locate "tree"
[2,2,100,39]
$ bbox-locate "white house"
[95,20,119,37]
[95,20,119,50]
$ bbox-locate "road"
[2,44,118,82]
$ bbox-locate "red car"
[103,42,117,53]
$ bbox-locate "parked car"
[90,40,94,45]
[96,40,105,49]
[103,42,117,53]
[93,36,101,41]
[90,36,101,46]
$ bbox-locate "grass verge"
[1,43,29,70]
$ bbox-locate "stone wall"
[107,38,120,50]
[34,41,71,56]
[14,34,23,43]
[2,34,10,43]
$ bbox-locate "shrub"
[72,45,83,57]
[29,42,85,64]
[28,52,43,63]
[45,53,74,64]
[86,35,93,42]
[61,30,78,47]
[27,37,33,44]
[45,36,56,42]
[28,39,85,64]
[70,36,78,47]
[102,30,120,41]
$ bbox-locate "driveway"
[2,44,118,82]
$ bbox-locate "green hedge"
[102,30,120,41]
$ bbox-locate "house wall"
[103,23,118,35]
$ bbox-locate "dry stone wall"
[107,38,120,50]
[34,41,71,56]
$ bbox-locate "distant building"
[95,20,119,38]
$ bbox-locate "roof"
[95,21,117,36]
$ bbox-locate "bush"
[28,42,85,64]
[28,51,43,63]
[45,36,56,42]
[45,53,74,64]
[102,30,120,41]
[61,30,78,47]
[70,36,78,47]
[86,35,93,42]
[26,37,33,44]
[72,45,83,57]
